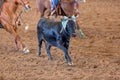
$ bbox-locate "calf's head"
[62,16,77,37]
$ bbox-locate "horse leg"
[39,7,45,17]
[12,12,22,26]
[7,24,29,53]
[37,3,46,18]
[14,33,24,50]
[44,9,51,18]
[14,31,29,53]
[0,18,19,49]
[11,13,29,53]
[17,35,30,54]
[16,12,22,26]
[76,22,85,39]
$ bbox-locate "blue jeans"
[51,0,59,11]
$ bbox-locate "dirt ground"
[0,0,120,80]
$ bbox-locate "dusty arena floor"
[0,0,120,80]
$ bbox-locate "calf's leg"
[37,35,43,56]
[57,45,72,65]
[45,43,53,60]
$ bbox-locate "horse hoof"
[23,47,30,54]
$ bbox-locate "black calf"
[37,17,77,65]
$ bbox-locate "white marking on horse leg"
[23,47,30,54]
[84,0,86,2]
[25,24,29,31]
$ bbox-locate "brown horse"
[36,0,80,18]
[0,0,31,53]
